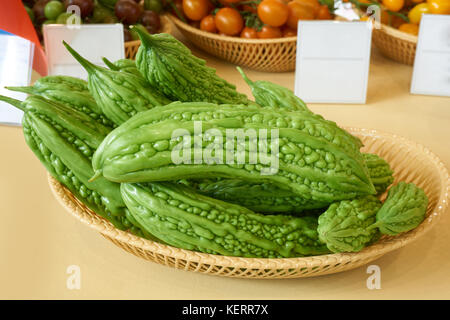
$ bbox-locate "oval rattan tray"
[372,23,418,65]
[48,127,449,279]
[168,14,297,72]
[124,15,172,60]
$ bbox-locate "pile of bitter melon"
[1,29,429,258]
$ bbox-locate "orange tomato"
[200,14,216,33]
[282,26,297,37]
[240,26,258,38]
[316,4,332,19]
[294,0,320,16]
[182,0,211,21]
[214,7,244,36]
[382,0,404,11]
[390,15,405,28]
[398,23,419,35]
[257,25,282,38]
[427,0,450,14]
[257,0,289,27]
[286,1,315,29]
[408,3,430,24]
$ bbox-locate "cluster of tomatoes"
[358,0,450,36]
[172,0,334,38]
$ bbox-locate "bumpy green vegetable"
[63,41,171,126]
[102,57,143,78]
[121,182,330,258]
[237,67,312,114]
[317,195,382,253]
[0,94,130,227]
[180,178,329,214]
[363,153,394,194]
[372,182,428,236]
[92,102,375,205]
[134,30,249,104]
[5,76,115,129]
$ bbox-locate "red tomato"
[214,7,244,36]
[257,0,289,27]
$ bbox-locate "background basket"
[168,14,297,72]
[124,15,172,60]
[372,23,418,65]
[49,127,449,279]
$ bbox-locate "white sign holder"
[43,23,125,79]
[0,34,34,126]
[295,20,373,104]
[411,14,450,97]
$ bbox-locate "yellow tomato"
[382,0,404,12]
[427,0,450,14]
[398,23,419,35]
[408,3,430,24]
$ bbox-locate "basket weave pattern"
[169,15,297,72]
[372,24,418,65]
[49,128,450,279]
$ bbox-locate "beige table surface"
[1,31,450,300]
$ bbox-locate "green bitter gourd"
[5,76,115,129]
[317,195,382,253]
[0,94,133,231]
[63,41,171,126]
[92,102,376,205]
[121,182,331,258]
[371,182,428,235]
[134,29,249,104]
[363,153,394,195]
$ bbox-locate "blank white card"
[43,24,125,79]
[411,14,450,97]
[295,21,373,104]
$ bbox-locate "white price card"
[411,14,450,97]
[43,24,125,79]
[0,32,34,126]
[295,20,373,104]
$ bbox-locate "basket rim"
[48,127,450,270]
[168,13,298,44]
[376,22,418,43]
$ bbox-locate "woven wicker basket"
[168,14,297,72]
[372,23,418,65]
[124,15,172,60]
[49,127,449,279]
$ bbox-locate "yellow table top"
[1,32,449,300]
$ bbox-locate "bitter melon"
[0,94,128,230]
[6,76,115,129]
[363,153,394,195]
[372,182,428,235]
[63,41,171,126]
[92,102,376,205]
[121,182,331,258]
[134,30,249,104]
[317,195,382,253]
